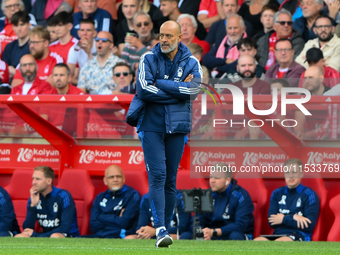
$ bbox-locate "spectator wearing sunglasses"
[71,0,113,40]
[112,62,135,94]
[78,31,122,94]
[121,11,158,71]
[257,9,305,71]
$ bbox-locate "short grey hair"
[1,0,25,12]
[226,13,245,29]
[177,14,197,28]
[132,10,152,25]
[314,0,323,5]
[274,8,292,23]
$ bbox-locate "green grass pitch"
[1,238,340,255]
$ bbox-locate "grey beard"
[161,39,178,53]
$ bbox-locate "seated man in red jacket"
[11,54,51,95]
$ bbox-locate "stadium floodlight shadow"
[182,188,213,240]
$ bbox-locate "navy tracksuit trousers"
[139,131,186,229]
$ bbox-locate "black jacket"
[256,29,305,68]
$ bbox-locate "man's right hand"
[30,187,39,207]
[80,37,91,54]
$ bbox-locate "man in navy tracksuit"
[254,158,320,241]
[128,20,202,247]
[0,186,21,237]
[181,165,254,240]
[15,166,79,238]
[135,190,191,239]
[90,165,141,238]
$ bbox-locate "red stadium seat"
[57,169,95,235]
[4,169,33,231]
[327,193,340,241]
[236,177,268,238]
[176,170,209,190]
[301,178,328,241]
[124,170,149,196]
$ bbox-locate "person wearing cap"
[298,47,340,89]
[265,38,305,87]
[295,14,340,71]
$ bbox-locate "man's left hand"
[202,228,213,240]
[293,214,311,229]
[119,208,125,217]
[184,74,193,82]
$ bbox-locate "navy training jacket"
[198,179,254,237]
[24,186,79,237]
[268,183,320,241]
[0,186,20,235]
[127,42,202,133]
[90,185,141,238]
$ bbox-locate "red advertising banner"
[1,143,340,177]
[73,146,144,171]
[0,144,145,172]
[190,146,288,178]
[0,144,60,168]
[189,146,340,178]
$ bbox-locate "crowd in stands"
[0,0,339,140]
[0,159,321,241]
